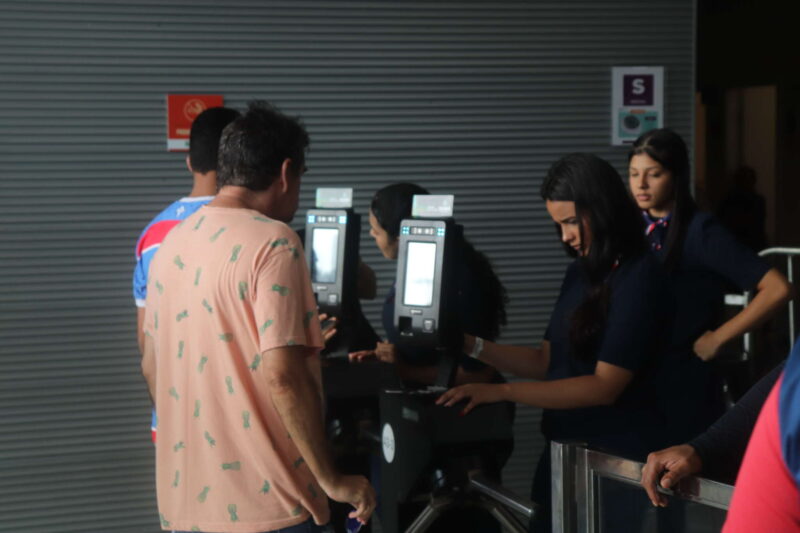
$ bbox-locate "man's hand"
[694,330,722,361]
[640,444,702,507]
[318,313,338,344]
[321,474,376,525]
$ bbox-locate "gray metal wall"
[0,1,694,531]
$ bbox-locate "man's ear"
[278,158,293,193]
[185,155,193,174]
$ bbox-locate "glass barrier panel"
[596,476,727,533]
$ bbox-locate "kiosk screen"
[403,241,436,307]
[311,227,339,283]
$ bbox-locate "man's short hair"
[217,101,309,191]
[189,107,241,173]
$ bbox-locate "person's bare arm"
[141,330,156,404]
[464,336,550,380]
[266,345,375,523]
[137,307,146,355]
[349,341,497,386]
[437,361,633,413]
[695,268,793,360]
[502,361,631,408]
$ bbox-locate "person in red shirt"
[723,338,800,531]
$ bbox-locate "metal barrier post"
[551,441,574,533]
[574,445,593,533]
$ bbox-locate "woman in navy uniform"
[350,182,511,532]
[438,153,675,531]
[349,182,508,387]
[628,128,792,444]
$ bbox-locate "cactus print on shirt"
[144,206,326,532]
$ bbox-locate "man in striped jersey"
[133,106,240,441]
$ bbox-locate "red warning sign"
[166,94,224,151]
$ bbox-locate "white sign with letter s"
[611,66,664,146]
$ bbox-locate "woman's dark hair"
[629,128,697,271]
[371,183,508,339]
[370,183,430,240]
[541,153,646,361]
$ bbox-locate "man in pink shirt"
[142,101,375,533]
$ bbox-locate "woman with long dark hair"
[436,153,674,531]
[349,183,511,532]
[628,128,792,443]
[349,182,508,385]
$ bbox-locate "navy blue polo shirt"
[651,211,770,351]
[541,252,672,458]
[648,211,771,444]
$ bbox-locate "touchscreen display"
[403,241,436,307]
[311,228,339,283]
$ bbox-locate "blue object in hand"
[345,514,363,533]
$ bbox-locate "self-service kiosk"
[379,196,517,533]
[393,197,462,387]
[304,189,380,363]
[306,188,360,320]
[305,189,388,532]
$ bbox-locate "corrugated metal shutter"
[0,1,694,531]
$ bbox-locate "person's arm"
[133,237,150,353]
[689,361,784,479]
[349,341,496,385]
[464,335,550,380]
[690,215,793,360]
[640,362,784,506]
[141,330,156,404]
[437,361,632,413]
[266,345,375,524]
[266,345,335,481]
[696,269,792,360]
[640,445,702,507]
[695,268,792,360]
[137,307,146,355]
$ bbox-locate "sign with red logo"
[166,94,224,151]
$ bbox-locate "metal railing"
[757,248,800,349]
[402,472,536,533]
[726,247,800,361]
[551,442,734,533]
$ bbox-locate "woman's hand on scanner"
[436,383,505,415]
